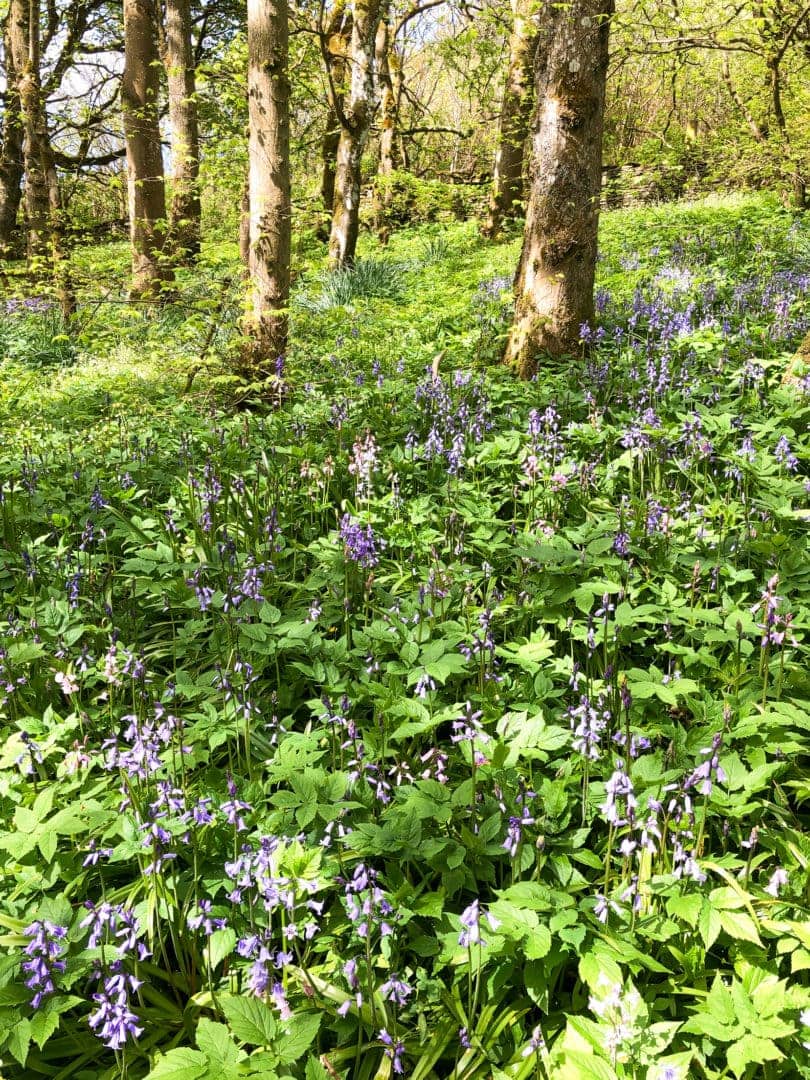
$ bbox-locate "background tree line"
[0,0,808,375]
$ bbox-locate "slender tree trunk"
[123,0,173,299]
[504,0,613,377]
[239,168,250,274]
[163,0,201,259]
[328,0,385,270]
[767,53,806,208]
[373,15,398,242]
[9,0,75,317]
[0,14,25,257]
[482,0,538,239]
[318,104,341,241]
[242,0,291,372]
[318,3,350,242]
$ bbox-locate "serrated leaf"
[220,993,277,1046]
[275,1012,322,1064]
[719,909,762,947]
[196,1018,244,1075]
[560,1050,618,1080]
[147,1048,208,1079]
[30,1008,60,1049]
[305,1057,330,1080]
[5,1017,31,1065]
[698,899,721,950]
[726,1035,782,1078]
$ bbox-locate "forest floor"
[0,193,810,1080]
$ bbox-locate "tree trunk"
[328,0,385,270]
[242,0,291,373]
[504,0,613,378]
[163,0,201,260]
[239,168,250,274]
[318,105,341,241]
[318,3,350,242]
[482,0,538,239]
[0,13,25,258]
[123,0,173,300]
[373,15,398,243]
[8,0,75,317]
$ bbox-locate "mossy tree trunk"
[481,0,538,239]
[504,0,613,378]
[0,12,24,259]
[317,2,350,241]
[242,0,291,373]
[123,0,174,300]
[373,14,399,243]
[163,0,201,260]
[8,0,75,317]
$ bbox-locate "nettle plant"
[0,200,808,1079]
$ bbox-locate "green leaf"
[30,1008,60,1049]
[698,899,722,950]
[147,1048,208,1080]
[726,1035,782,1078]
[275,1012,322,1064]
[196,1018,244,1075]
[579,949,622,993]
[5,1018,31,1066]
[305,1058,330,1080]
[719,909,762,947]
[560,1051,619,1080]
[220,994,277,1046]
[205,928,237,971]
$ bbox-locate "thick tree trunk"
[482,0,538,239]
[328,0,385,270]
[0,15,25,258]
[504,0,613,378]
[123,0,173,300]
[8,0,75,317]
[163,0,201,260]
[373,15,398,243]
[242,0,291,372]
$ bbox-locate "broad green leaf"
[205,928,237,971]
[726,1035,782,1078]
[196,1018,244,1075]
[220,994,277,1046]
[147,1048,208,1080]
[5,1018,31,1066]
[275,1012,322,1065]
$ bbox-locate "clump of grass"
[0,301,77,368]
[419,233,451,264]
[299,256,408,310]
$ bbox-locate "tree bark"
[0,13,25,257]
[482,0,538,239]
[242,0,291,372]
[328,0,385,269]
[123,0,173,299]
[504,0,613,378]
[373,14,398,242]
[8,0,75,317]
[239,168,250,274]
[317,3,350,241]
[163,0,201,260]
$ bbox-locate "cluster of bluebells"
[406,369,491,475]
[339,514,385,569]
[22,920,67,1009]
